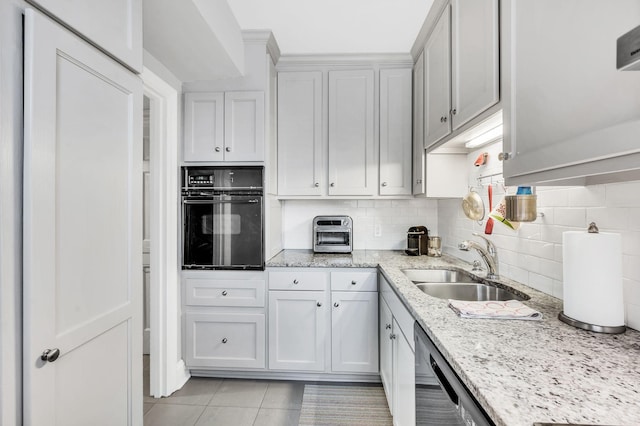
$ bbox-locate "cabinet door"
[413,51,426,196]
[331,291,379,373]
[184,92,224,161]
[393,320,416,426]
[379,296,394,415]
[28,0,142,72]
[268,291,327,371]
[185,312,265,369]
[424,5,452,148]
[328,70,376,196]
[277,72,324,196]
[503,0,640,185]
[451,0,499,130]
[224,91,265,162]
[380,68,413,196]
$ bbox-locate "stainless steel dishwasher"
[414,322,494,426]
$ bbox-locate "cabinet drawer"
[268,270,327,291]
[331,270,377,291]
[184,278,265,307]
[185,312,265,369]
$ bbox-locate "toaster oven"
[313,216,353,253]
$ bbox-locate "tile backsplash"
[282,199,438,250]
[438,181,640,331]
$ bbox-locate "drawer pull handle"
[385,324,391,330]
[334,302,340,308]
[222,338,228,344]
[351,280,357,285]
[293,279,299,285]
[222,290,228,296]
[317,302,322,307]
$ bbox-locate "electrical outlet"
[374,224,382,237]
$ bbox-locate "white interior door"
[23,9,142,426]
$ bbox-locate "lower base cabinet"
[379,275,416,426]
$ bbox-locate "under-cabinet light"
[464,125,503,149]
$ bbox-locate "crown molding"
[276,53,413,69]
[411,0,449,61]
[242,30,281,63]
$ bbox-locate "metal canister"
[427,236,442,257]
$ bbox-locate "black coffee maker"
[405,226,429,256]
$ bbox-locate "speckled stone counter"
[267,249,640,426]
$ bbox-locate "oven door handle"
[430,355,460,407]
[183,199,260,205]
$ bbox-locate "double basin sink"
[402,268,528,302]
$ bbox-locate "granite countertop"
[267,249,640,426]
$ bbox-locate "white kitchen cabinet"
[268,290,327,371]
[183,91,264,162]
[424,5,452,149]
[182,271,267,371]
[502,0,640,186]
[393,318,416,426]
[380,68,413,196]
[185,312,265,369]
[379,296,394,414]
[331,291,379,373]
[413,51,426,196]
[424,0,499,149]
[277,71,324,195]
[328,70,376,196]
[28,0,142,72]
[379,274,415,426]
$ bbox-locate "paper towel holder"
[558,222,626,334]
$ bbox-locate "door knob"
[41,348,60,363]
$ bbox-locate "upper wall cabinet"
[380,68,413,196]
[28,0,142,72]
[424,0,499,149]
[276,60,413,198]
[277,72,324,196]
[184,91,265,162]
[502,0,640,186]
[328,70,376,196]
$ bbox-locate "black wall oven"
[182,166,264,270]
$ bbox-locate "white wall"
[282,198,438,250]
[438,142,640,331]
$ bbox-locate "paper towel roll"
[562,231,624,327]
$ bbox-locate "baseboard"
[174,359,190,390]
[189,369,381,384]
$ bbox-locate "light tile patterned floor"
[143,357,303,426]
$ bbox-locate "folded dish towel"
[448,299,543,321]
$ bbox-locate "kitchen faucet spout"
[458,236,499,279]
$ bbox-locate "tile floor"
[143,357,303,426]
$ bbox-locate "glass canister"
[427,236,442,257]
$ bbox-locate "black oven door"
[183,195,263,269]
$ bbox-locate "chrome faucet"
[458,233,499,279]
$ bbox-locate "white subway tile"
[553,208,586,227]
[357,200,374,208]
[527,240,556,260]
[606,181,640,207]
[629,209,640,231]
[626,303,640,331]
[622,232,640,256]
[623,279,640,305]
[538,258,563,281]
[585,207,629,231]
[529,272,553,295]
[623,255,640,282]
[508,265,530,285]
[566,185,606,207]
[552,280,564,299]
[374,200,393,208]
[537,188,569,207]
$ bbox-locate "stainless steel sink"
[401,268,478,284]
[401,268,528,301]
[415,282,527,302]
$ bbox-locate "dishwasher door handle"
[430,355,459,406]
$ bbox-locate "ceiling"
[226,0,434,55]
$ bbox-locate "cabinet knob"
[225,147,231,152]
[330,183,335,187]
[314,182,319,187]
[498,152,511,161]
[222,290,228,296]
[443,116,447,123]
[451,108,457,115]
[416,179,422,184]
[222,338,228,344]
[440,116,444,123]
[40,348,60,363]
[334,302,340,308]
[381,182,388,187]
[293,279,299,285]
[351,280,357,285]
[317,302,322,307]
[215,147,221,152]
[385,324,391,330]
[390,334,397,340]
